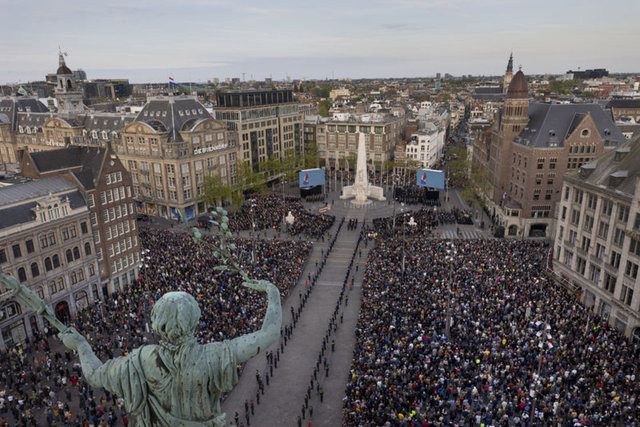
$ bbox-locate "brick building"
[472,69,625,237]
[20,146,140,294]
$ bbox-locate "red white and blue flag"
[169,77,178,87]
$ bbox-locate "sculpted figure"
[59,280,281,426]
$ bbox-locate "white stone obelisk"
[340,133,385,206]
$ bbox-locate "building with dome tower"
[472,64,625,238]
[54,51,86,115]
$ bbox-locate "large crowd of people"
[0,228,311,426]
[228,194,335,239]
[344,238,640,425]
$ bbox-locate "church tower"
[502,53,513,94]
[494,68,529,202]
[502,67,529,143]
[54,51,85,115]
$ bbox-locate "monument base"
[350,198,373,207]
[340,184,386,206]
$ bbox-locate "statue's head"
[151,292,201,345]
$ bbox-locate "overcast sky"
[1,0,638,84]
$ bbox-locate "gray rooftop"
[514,103,624,149]
[567,134,640,197]
[0,176,76,207]
[135,96,211,142]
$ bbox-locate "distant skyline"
[1,0,639,84]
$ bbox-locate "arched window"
[66,249,73,263]
[73,247,80,260]
[52,254,60,268]
[84,242,92,256]
[66,79,72,90]
[30,262,39,278]
[45,257,53,271]
[17,267,27,282]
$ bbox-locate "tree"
[200,174,232,208]
[318,99,332,117]
[446,146,470,188]
[236,161,267,196]
[303,143,320,169]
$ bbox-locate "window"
[584,215,594,233]
[613,228,625,247]
[85,242,92,256]
[564,186,570,201]
[12,244,21,258]
[52,254,60,268]
[586,194,597,210]
[581,237,591,252]
[602,199,613,216]
[603,273,616,293]
[17,267,27,282]
[561,206,567,221]
[25,239,34,254]
[576,257,587,275]
[573,189,583,204]
[617,205,630,223]
[30,262,39,278]
[595,243,606,260]
[73,247,80,260]
[0,249,6,264]
[45,257,52,271]
[66,249,73,263]
[634,213,640,230]
[630,238,640,257]
[620,285,633,306]
[610,251,621,269]
[81,222,88,234]
[570,209,580,225]
[597,221,609,239]
[625,261,638,279]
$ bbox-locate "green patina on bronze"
[1,207,282,426]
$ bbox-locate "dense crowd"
[0,229,311,426]
[392,185,441,206]
[370,209,437,240]
[345,238,640,425]
[228,194,335,239]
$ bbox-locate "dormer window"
[102,131,108,139]
[92,130,98,139]
[581,129,590,137]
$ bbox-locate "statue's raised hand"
[59,327,89,352]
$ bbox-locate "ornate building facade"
[0,177,100,349]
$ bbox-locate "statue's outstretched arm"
[228,279,282,363]
[59,328,104,387]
